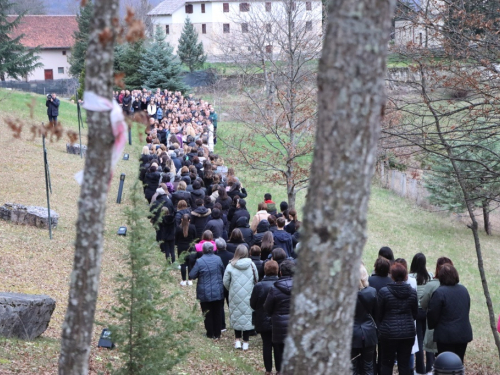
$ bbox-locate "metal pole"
[116,173,126,204]
[128,126,132,145]
[76,89,84,159]
[43,134,52,240]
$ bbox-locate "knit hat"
[156,187,166,195]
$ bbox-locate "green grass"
[1,88,500,373]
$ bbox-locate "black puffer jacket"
[272,230,294,258]
[377,282,418,340]
[427,284,473,344]
[189,253,225,303]
[144,171,161,202]
[265,276,293,343]
[253,220,270,248]
[352,286,378,348]
[235,216,254,246]
[172,190,193,209]
[250,275,279,333]
[191,188,205,202]
[229,208,250,233]
[215,196,233,214]
[205,218,224,239]
[226,240,249,254]
[228,187,247,200]
[190,206,212,239]
[251,255,264,281]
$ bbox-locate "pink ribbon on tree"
[74,91,127,187]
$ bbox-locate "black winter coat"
[172,190,193,209]
[215,196,233,214]
[427,284,473,344]
[265,276,293,343]
[272,230,294,258]
[175,224,197,252]
[144,171,161,202]
[204,218,224,239]
[251,255,264,281]
[377,282,418,340]
[234,216,254,246]
[189,253,225,303]
[229,208,250,233]
[190,206,212,239]
[174,208,192,227]
[159,212,176,242]
[253,220,270,247]
[368,275,393,292]
[227,187,248,200]
[191,188,205,203]
[352,286,378,348]
[226,240,249,254]
[215,249,233,269]
[250,275,279,333]
[46,97,60,117]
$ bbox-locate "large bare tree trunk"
[58,1,119,374]
[282,0,394,373]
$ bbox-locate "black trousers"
[261,331,280,372]
[274,342,285,372]
[351,345,376,375]
[416,308,435,373]
[221,288,229,329]
[160,240,175,263]
[200,300,223,339]
[48,115,58,124]
[235,329,251,341]
[437,342,468,364]
[379,338,414,375]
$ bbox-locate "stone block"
[0,293,56,340]
[66,143,87,156]
[0,203,58,229]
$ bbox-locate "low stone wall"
[66,143,87,156]
[0,203,59,229]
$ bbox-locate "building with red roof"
[6,15,78,81]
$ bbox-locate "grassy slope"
[0,89,499,373]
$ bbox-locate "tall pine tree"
[107,182,198,375]
[177,17,206,72]
[140,25,188,92]
[0,0,41,81]
[115,41,146,90]
[69,0,93,77]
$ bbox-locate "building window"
[239,2,250,11]
[266,45,273,53]
[201,3,205,13]
[241,23,248,33]
[223,23,230,33]
[62,50,66,55]
[202,24,207,34]
[185,4,193,13]
[266,23,272,33]
[223,3,229,12]
[265,2,271,11]
[305,21,312,31]
[58,67,64,74]
[165,25,170,34]
[306,1,312,10]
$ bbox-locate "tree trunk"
[282,0,394,373]
[482,199,491,235]
[58,1,119,374]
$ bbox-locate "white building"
[148,0,323,59]
[7,15,78,81]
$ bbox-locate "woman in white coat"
[223,244,258,350]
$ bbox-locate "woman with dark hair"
[174,200,191,227]
[144,163,161,203]
[204,208,224,239]
[267,215,278,233]
[352,264,378,375]
[175,213,197,286]
[378,246,395,263]
[227,181,247,200]
[172,181,193,208]
[227,195,241,224]
[427,264,472,363]
[377,263,418,375]
[226,228,249,253]
[368,257,393,292]
[420,257,454,358]
[260,231,274,260]
[216,186,232,214]
[284,209,299,235]
[409,253,434,374]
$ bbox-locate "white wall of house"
[6,48,72,81]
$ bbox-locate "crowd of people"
[137,89,299,375]
[135,89,472,375]
[353,247,472,375]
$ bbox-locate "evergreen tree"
[0,0,42,81]
[140,25,188,92]
[107,181,198,375]
[177,17,206,72]
[115,41,147,90]
[69,0,93,77]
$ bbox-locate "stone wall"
[0,203,59,229]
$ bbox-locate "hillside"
[0,89,499,374]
